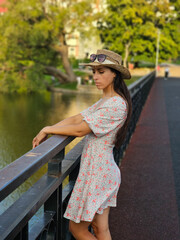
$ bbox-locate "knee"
[69,221,86,238]
[91,221,109,236]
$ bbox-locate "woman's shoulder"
[103,95,127,109]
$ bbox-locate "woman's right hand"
[32,129,48,149]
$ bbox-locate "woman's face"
[92,66,116,90]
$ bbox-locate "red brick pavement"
[109,78,180,240]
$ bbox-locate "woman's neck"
[102,89,118,98]
[102,83,118,98]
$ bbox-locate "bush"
[54,81,77,90]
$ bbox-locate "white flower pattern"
[63,96,127,223]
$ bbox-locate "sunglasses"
[90,54,119,64]
[90,54,107,63]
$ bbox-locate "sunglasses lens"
[97,54,106,62]
[90,54,96,62]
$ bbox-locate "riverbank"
[48,85,101,94]
[48,75,141,94]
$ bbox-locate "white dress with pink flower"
[63,96,127,223]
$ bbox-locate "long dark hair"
[110,68,132,149]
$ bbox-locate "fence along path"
[0,71,155,240]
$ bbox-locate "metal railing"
[114,71,155,163]
[0,71,155,240]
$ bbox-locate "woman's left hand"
[32,128,48,149]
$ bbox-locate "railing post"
[64,161,80,240]
[47,149,64,176]
[44,149,65,240]
[69,162,80,182]
[14,223,28,240]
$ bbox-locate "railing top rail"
[0,135,75,201]
[128,71,155,95]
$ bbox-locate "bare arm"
[32,117,92,149]
[44,121,91,137]
[52,114,83,127]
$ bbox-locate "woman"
[32,49,132,240]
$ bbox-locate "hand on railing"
[32,127,48,149]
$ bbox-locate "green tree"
[161,0,180,62]
[152,0,180,62]
[0,0,97,93]
[98,0,179,67]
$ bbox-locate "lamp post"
[155,28,161,77]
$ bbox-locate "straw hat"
[80,49,131,79]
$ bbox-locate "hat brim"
[79,62,131,79]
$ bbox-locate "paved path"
[109,77,180,240]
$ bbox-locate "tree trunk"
[59,44,77,82]
[123,42,130,68]
[44,66,69,83]
[45,33,77,83]
[44,45,76,83]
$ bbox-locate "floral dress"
[64,96,127,223]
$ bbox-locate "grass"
[125,76,141,86]
[74,70,87,77]
[44,74,78,90]
[54,82,77,90]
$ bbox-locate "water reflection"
[0,91,101,213]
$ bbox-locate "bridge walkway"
[110,77,180,240]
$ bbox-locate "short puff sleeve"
[80,102,127,137]
[80,100,101,118]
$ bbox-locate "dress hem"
[63,203,117,224]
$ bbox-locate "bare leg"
[69,220,97,240]
[91,207,112,240]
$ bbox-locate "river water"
[0,91,100,214]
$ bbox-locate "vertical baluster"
[44,149,65,240]
[14,223,28,240]
[69,162,80,183]
[67,163,80,240]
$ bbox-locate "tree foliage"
[98,0,180,67]
[0,0,97,93]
